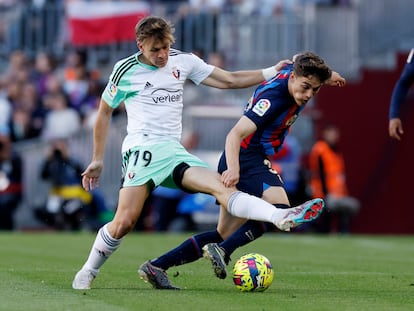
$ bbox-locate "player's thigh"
[181,166,233,199]
[262,186,290,205]
[216,205,247,239]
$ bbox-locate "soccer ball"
[232,253,274,292]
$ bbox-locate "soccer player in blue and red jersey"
[138,51,346,289]
[389,48,414,141]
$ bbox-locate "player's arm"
[222,116,257,187]
[201,59,292,89]
[389,50,414,140]
[82,98,113,191]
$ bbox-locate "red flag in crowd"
[66,1,150,46]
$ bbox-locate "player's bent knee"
[173,162,197,193]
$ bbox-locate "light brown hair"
[135,16,175,45]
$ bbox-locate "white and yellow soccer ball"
[232,253,274,292]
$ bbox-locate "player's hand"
[275,59,293,72]
[221,169,240,188]
[81,160,104,191]
[326,71,346,87]
[389,118,404,141]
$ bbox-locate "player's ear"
[137,41,143,52]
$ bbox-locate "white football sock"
[227,191,286,225]
[82,223,123,273]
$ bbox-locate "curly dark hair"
[294,51,332,83]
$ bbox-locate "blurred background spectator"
[59,49,101,118]
[35,138,111,231]
[36,138,90,230]
[308,123,360,234]
[29,51,57,99]
[40,91,81,140]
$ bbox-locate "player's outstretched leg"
[276,198,325,232]
[138,261,180,290]
[202,243,228,279]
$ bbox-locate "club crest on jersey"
[253,99,271,116]
[107,82,117,99]
[172,67,180,80]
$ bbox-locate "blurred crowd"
[0,49,106,143]
[0,48,120,232]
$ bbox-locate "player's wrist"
[262,66,278,80]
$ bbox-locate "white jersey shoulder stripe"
[112,55,138,85]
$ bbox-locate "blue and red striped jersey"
[242,64,304,156]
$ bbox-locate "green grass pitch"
[1,232,413,311]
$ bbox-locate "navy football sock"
[151,230,223,270]
[219,220,267,261]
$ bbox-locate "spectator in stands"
[10,106,38,141]
[37,138,91,230]
[0,126,23,230]
[29,51,57,99]
[77,77,106,126]
[0,67,39,142]
[1,50,28,83]
[62,49,90,104]
[10,81,41,141]
[3,79,24,108]
[60,49,100,108]
[389,48,414,141]
[41,91,81,141]
[308,123,360,234]
[25,73,65,139]
[44,71,65,96]
[37,137,112,231]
